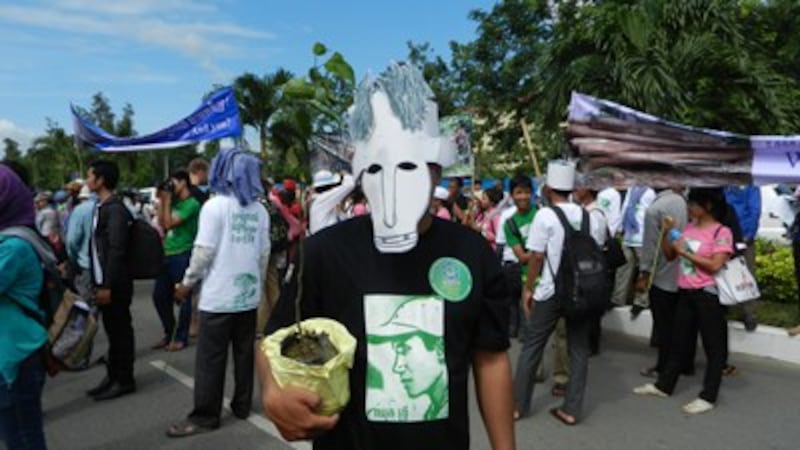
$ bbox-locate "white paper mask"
[350,63,456,253]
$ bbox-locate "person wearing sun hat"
[308,169,355,235]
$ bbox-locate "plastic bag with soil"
[261,318,357,416]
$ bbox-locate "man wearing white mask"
[514,161,606,426]
[308,169,355,235]
[258,63,514,450]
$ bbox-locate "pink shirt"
[677,223,734,290]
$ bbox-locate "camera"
[159,179,175,193]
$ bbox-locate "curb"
[602,306,800,366]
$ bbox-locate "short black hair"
[510,173,532,193]
[687,187,727,221]
[485,186,503,206]
[171,169,192,186]
[89,159,120,190]
[449,177,463,188]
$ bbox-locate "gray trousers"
[612,246,649,307]
[188,309,256,429]
[513,298,591,418]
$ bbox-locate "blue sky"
[0,0,495,151]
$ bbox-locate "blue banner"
[72,87,242,152]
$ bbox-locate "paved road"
[41,281,800,450]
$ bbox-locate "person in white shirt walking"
[612,185,656,318]
[308,170,355,235]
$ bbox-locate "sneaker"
[682,398,714,415]
[633,383,668,398]
[630,305,645,320]
[744,317,757,332]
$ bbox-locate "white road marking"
[150,360,311,450]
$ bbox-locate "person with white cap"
[66,184,97,303]
[430,186,451,220]
[308,169,355,235]
[259,62,514,450]
[513,160,606,426]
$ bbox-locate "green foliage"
[412,0,800,176]
[2,138,21,161]
[755,239,799,305]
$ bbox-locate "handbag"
[714,255,760,306]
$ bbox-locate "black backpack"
[546,207,610,319]
[127,218,164,279]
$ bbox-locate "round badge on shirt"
[428,257,473,302]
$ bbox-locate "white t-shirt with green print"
[194,195,270,313]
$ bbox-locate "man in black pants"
[636,187,696,378]
[85,160,136,401]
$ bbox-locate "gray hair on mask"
[349,62,434,142]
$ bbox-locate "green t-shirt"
[164,197,201,256]
[503,207,537,284]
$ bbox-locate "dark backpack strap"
[581,209,590,235]
[507,215,526,248]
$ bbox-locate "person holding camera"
[152,170,201,352]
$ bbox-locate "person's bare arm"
[510,245,531,265]
[255,345,338,441]
[473,350,515,450]
[521,251,544,319]
[157,193,184,231]
[674,243,730,274]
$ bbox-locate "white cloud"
[54,0,217,16]
[0,2,273,78]
[0,119,35,153]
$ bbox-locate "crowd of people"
[1,62,799,450]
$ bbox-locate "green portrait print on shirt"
[365,295,449,422]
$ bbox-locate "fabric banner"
[751,136,800,185]
[72,87,242,152]
[440,114,473,178]
[567,92,754,188]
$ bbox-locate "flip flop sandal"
[549,408,577,426]
[722,365,738,377]
[166,420,211,438]
[166,342,187,352]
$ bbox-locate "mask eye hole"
[367,164,382,174]
[398,162,417,171]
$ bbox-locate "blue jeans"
[152,252,193,344]
[0,351,47,450]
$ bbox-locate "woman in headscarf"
[0,163,48,449]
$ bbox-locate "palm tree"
[233,68,294,163]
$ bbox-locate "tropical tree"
[2,138,21,161]
[233,69,294,163]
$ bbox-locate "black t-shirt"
[267,216,509,450]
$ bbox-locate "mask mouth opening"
[374,232,418,252]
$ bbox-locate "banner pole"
[519,118,542,177]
